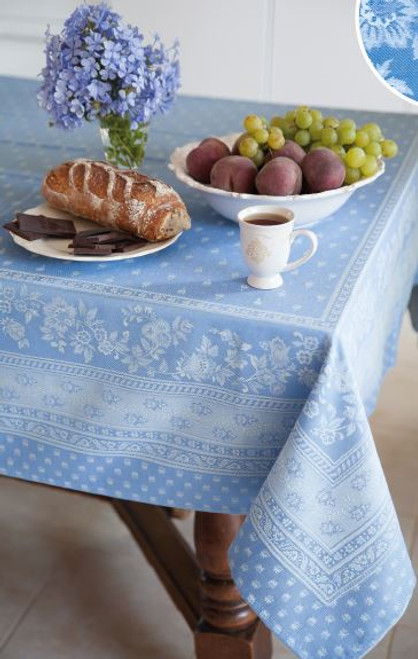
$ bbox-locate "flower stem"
[99,114,149,169]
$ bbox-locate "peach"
[210,155,258,193]
[301,147,345,192]
[186,137,230,183]
[255,157,302,196]
[269,140,306,165]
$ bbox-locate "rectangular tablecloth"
[0,77,417,658]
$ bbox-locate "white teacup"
[238,206,318,289]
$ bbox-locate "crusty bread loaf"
[41,159,191,241]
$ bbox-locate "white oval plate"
[8,204,182,262]
[169,134,385,226]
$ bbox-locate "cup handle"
[282,229,318,272]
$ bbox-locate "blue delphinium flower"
[37,2,181,130]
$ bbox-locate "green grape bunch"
[235,106,398,188]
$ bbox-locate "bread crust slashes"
[42,159,191,241]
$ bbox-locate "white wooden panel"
[270,0,415,113]
[113,0,273,101]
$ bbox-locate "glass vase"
[99,114,149,169]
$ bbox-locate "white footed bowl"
[169,134,385,226]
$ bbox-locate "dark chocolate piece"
[113,240,147,252]
[73,246,114,255]
[16,213,76,237]
[72,229,134,245]
[3,221,45,241]
[74,227,116,238]
[96,231,137,244]
[69,238,109,247]
[68,224,149,256]
[69,242,119,250]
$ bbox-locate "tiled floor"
[0,315,417,659]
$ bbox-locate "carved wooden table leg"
[194,512,272,659]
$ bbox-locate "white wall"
[0,1,81,78]
[0,0,415,114]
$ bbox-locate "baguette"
[41,159,191,241]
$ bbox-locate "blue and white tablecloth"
[0,77,417,658]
